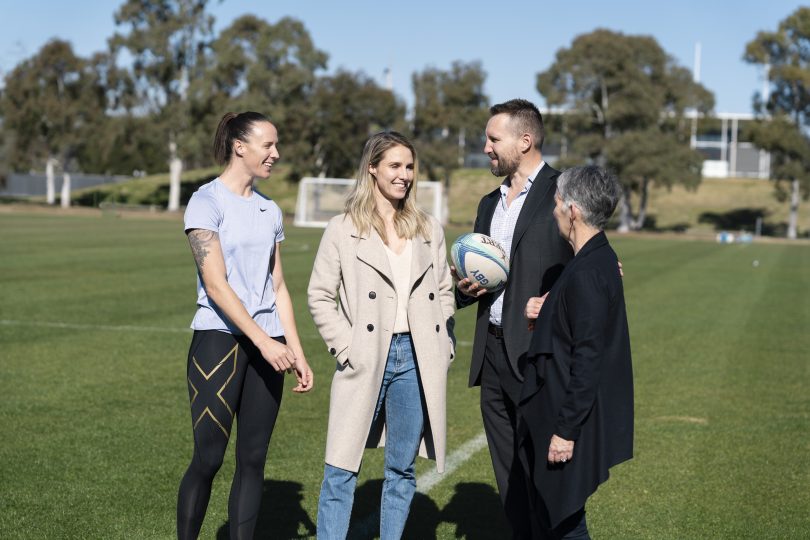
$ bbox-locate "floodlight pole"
[690,42,702,149]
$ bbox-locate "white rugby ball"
[450,233,509,291]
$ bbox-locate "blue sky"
[0,0,803,114]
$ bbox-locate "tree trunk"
[458,127,466,167]
[632,177,650,230]
[617,185,632,233]
[787,178,799,239]
[46,157,57,205]
[313,140,327,177]
[60,171,71,209]
[561,116,568,160]
[167,140,182,212]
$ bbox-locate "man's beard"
[490,151,519,177]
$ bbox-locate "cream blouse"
[383,239,412,333]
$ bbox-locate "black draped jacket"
[519,231,634,528]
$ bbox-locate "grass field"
[1,209,809,539]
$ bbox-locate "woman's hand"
[256,338,297,373]
[290,356,314,393]
[525,292,549,330]
[548,434,575,464]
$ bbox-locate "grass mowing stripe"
[587,240,810,538]
[0,319,192,334]
[715,244,810,536]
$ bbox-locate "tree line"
[1,1,807,235]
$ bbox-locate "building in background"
[689,111,770,179]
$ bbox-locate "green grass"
[1,210,809,539]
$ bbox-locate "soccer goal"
[294,177,448,227]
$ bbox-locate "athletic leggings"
[177,330,284,540]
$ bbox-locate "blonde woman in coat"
[308,131,455,540]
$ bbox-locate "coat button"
[329,347,336,355]
[435,324,440,332]
[429,293,435,300]
[367,324,374,332]
[369,291,376,299]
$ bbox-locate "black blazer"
[456,163,573,390]
[519,231,634,528]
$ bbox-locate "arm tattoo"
[188,229,218,271]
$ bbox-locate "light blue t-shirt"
[183,178,286,337]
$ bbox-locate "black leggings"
[177,330,284,540]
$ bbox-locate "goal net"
[294,177,448,227]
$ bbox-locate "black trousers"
[177,330,285,540]
[532,500,589,540]
[480,330,534,539]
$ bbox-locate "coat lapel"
[477,190,499,236]
[352,223,435,291]
[354,229,394,284]
[509,164,558,262]
[409,236,433,292]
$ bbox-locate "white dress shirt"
[488,161,545,326]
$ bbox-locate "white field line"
[352,431,488,538]
[416,431,488,494]
[0,319,475,348]
[0,319,192,334]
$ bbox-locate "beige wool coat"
[308,213,456,473]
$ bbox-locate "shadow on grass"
[213,477,505,538]
[606,215,691,233]
[351,478,441,540]
[638,215,691,233]
[439,482,508,539]
[345,479,505,539]
[215,479,315,539]
[697,208,781,234]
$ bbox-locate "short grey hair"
[556,165,622,230]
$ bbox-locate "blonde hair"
[345,131,431,242]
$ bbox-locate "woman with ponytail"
[177,111,313,539]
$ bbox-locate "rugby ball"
[450,233,509,291]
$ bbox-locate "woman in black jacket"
[519,165,634,539]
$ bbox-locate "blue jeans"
[317,333,426,540]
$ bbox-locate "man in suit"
[454,99,573,538]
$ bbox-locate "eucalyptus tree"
[199,15,328,178]
[412,61,489,187]
[309,70,404,178]
[538,29,714,231]
[744,7,810,239]
[1,39,106,206]
[110,0,215,211]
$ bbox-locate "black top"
[519,231,634,528]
